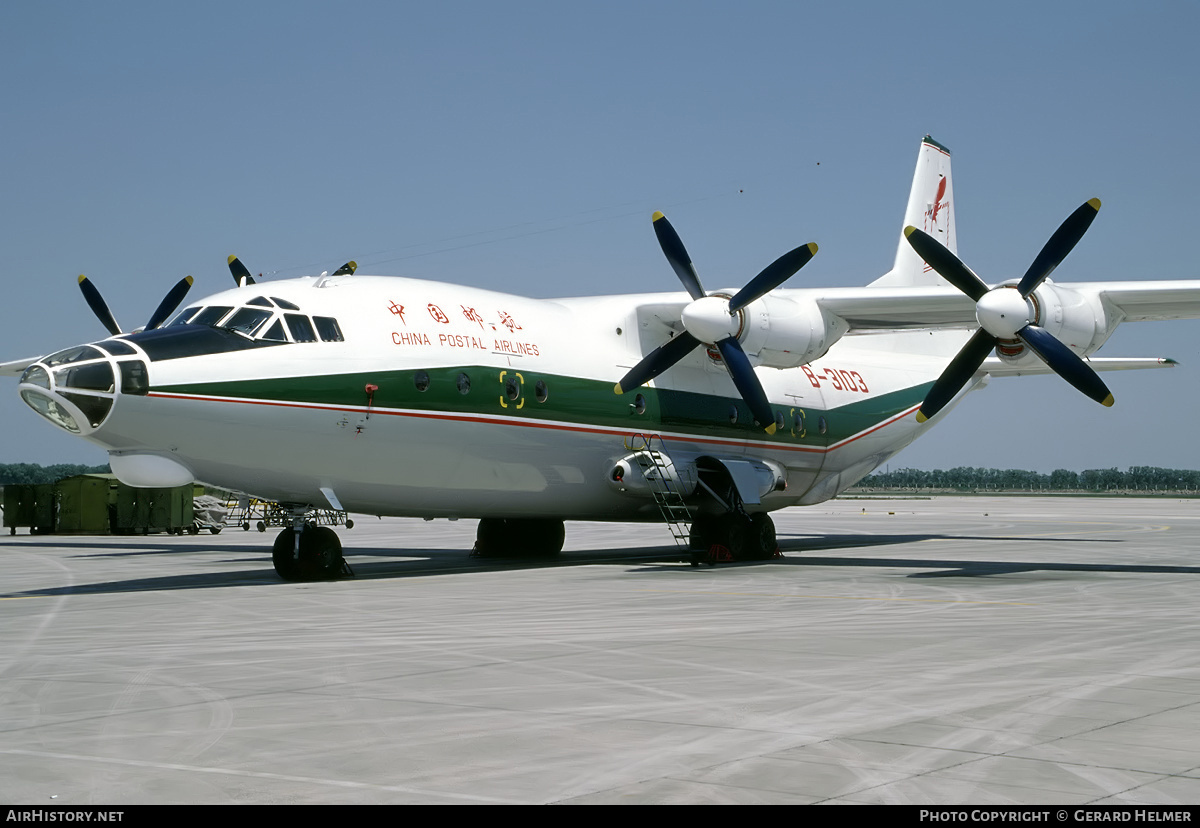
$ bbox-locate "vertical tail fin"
[871,135,956,287]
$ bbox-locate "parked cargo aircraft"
[5,136,1200,579]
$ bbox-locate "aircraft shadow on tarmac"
[2,526,1197,598]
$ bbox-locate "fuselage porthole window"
[535,379,548,403]
[457,372,471,395]
[818,416,828,435]
[414,371,430,392]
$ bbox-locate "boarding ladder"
[624,433,692,547]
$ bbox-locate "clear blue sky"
[3,1,1198,473]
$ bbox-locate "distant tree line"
[855,466,1200,493]
[0,463,110,485]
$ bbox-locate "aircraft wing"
[982,357,1178,377]
[0,357,39,377]
[1080,281,1200,321]
[803,279,1200,333]
[811,286,976,331]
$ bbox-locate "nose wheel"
[272,524,347,581]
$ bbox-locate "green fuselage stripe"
[155,367,931,447]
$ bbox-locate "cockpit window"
[44,346,104,366]
[158,300,342,346]
[285,314,317,343]
[96,339,137,356]
[221,307,273,336]
[260,319,287,342]
[313,316,344,342]
[191,306,234,327]
[168,307,202,327]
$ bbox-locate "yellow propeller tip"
[807,242,819,255]
[903,225,917,238]
[185,275,194,285]
[1102,394,1115,407]
[613,384,624,395]
[915,410,929,424]
[764,422,777,435]
[227,255,238,264]
[1087,197,1102,211]
[77,274,87,284]
[651,211,665,222]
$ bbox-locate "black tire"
[300,526,343,579]
[748,513,777,559]
[521,519,562,557]
[209,526,221,535]
[688,516,718,551]
[719,514,753,560]
[475,517,564,557]
[272,528,303,581]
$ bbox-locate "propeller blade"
[1017,324,1114,406]
[333,261,357,276]
[904,226,989,302]
[77,275,122,337]
[652,212,706,300]
[916,328,998,423]
[728,242,818,313]
[715,337,776,433]
[1017,198,1101,297]
[614,331,701,394]
[227,255,255,287]
[144,276,195,331]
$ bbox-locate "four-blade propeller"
[77,274,194,337]
[615,211,817,433]
[905,198,1111,423]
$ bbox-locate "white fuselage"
[17,274,967,520]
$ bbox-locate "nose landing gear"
[272,518,350,581]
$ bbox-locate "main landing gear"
[472,517,566,558]
[272,514,351,581]
[687,512,779,565]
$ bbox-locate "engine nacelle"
[993,280,1120,366]
[735,294,849,369]
[608,451,699,497]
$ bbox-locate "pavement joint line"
[633,588,1035,605]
